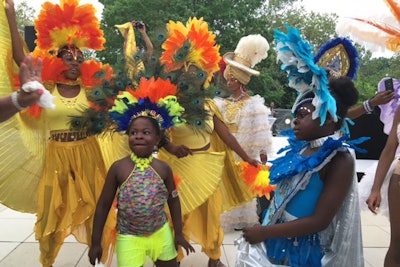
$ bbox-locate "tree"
[14,0,35,31]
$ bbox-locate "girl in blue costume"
[236,26,364,267]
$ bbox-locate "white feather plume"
[235,34,270,67]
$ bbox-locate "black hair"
[328,76,359,129]
[126,116,162,136]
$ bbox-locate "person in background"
[366,105,400,267]
[214,34,274,232]
[157,17,258,267]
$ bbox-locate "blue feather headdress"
[314,37,360,80]
[109,77,185,132]
[274,25,337,125]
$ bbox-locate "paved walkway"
[0,204,390,266]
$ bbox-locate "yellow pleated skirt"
[34,136,116,267]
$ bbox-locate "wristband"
[362,99,374,114]
[11,91,27,111]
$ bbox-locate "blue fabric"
[264,233,323,267]
[285,173,323,217]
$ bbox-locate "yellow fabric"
[115,21,144,81]
[208,100,254,212]
[97,132,130,169]
[0,3,47,213]
[35,136,116,267]
[157,150,224,215]
[169,117,213,148]
[159,99,252,259]
[45,86,88,131]
[116,223,177,266]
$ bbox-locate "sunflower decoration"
[239,162,275,198]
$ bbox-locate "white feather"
[234,34,269,67]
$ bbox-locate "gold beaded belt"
[50,130,89,142]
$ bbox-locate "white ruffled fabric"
[214,95,274,231]
[214,95,274,161]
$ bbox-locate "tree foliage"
[14,0,35,31]
[18,0,398,109]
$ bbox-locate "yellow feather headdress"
[34,0,105,53]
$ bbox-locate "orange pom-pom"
[173,174,181,190]
[239,162,276,198]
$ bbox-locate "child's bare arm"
[88,162,120,265]
[243,151,354,244]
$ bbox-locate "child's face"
[293,103,321,141]
[128,117,160,158]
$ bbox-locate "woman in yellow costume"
[156,17,258,267]
[0,1,121,266]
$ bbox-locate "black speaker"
[348,108,388,160]
[24,26,36,52]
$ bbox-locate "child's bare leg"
[155,258,178,267]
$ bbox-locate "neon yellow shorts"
[116,223,177,267]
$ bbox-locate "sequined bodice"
[117,166,168,236]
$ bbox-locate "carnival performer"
[154,17,258,267]
[0,0,43,122]
[236,25,364,267]
[214,34,274,232]
[89,77,195,267]
[0,1,121,266]
[336,3,400,264]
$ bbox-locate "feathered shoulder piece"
[34,0,105,53]
[314,37,360,80]
[274,25,336,125]
[336,0,400,53]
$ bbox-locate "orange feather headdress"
[25,0,111,119]
[34,0,105,54]
[160,17,221,88]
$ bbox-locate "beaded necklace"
[130,153,154,172]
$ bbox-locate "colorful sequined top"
[117,166,168,236]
